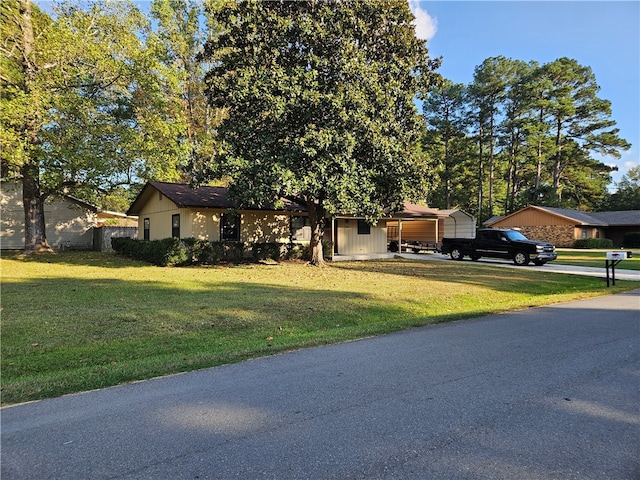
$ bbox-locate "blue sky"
[409,1,640,186]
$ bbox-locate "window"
[291,216,311,241]
[221,212,240,241]
[357,219,371,235]
[581,228,588,239]
[143,218,150,240]
[172,214,180,238]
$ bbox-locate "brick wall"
[515,225,575,247]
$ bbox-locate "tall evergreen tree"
[422,80,471,209]
[539,57,630,205]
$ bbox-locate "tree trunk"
[477,123,484,222]
[307,201,326,266]
[553,119,563,205]
[22,165,51,254]
[19,0,52,254]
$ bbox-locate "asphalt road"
[2,290,639,480]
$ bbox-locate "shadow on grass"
[2,255,635,405]
[1,275,428,404]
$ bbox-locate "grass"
[555,248,640,270]
[1,251,637,406]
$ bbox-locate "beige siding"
[492,209,575,227]
[189,209,221,241]
[242,211,291,243]
[136,191,180,240]
[136,193,297,244]
[1,181,96,250]
[337,218,387,254]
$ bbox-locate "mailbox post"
[605,251,632,287]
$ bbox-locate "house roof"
[587,210,640,226]
[127,181,307,215]
[484,205,640,227]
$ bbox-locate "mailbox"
[606,251,632,260]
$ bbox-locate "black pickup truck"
[441,229,557,266]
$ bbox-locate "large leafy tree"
[200,0,440,264]
[1,0,181,253]
[149,0,223,180]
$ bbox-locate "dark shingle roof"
[128,182,307,215]
[587,210,640,226]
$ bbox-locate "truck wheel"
[533,260,546,266]
[513,251,530,266]
[450,247,464,261]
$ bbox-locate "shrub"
[223,241,245,263]
[111,237,187,266]
[623,232,640,248]
[573,238,614,249]
[252,242,282,261]
[184,239,224,264]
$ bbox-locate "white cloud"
[409,0,438,41]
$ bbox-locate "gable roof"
[1,179,98,212]
[127,181,307,215]
[484,205,640,227]
[534,206,608,225]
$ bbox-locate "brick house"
[484,206,640,247]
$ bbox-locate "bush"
[113,237,335,266]
[623,232,640,248]
[573,238,614,249]
[252,242,282,261]
[185,239,224,264]
[111,237,187,266]
[223,241,245,263]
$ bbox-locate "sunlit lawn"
[555,249,640,270]
[1,251,637,405]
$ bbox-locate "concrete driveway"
[2,290,639,479]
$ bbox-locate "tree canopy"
[422,56,631,221]
[199,0,441,264]
[0,0,191,252]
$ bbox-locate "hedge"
[573,238,614,249]
[111,238,333,266]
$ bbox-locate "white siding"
[443,211,476,238]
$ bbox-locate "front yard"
[554,249,640,270]
[1,251,636,405]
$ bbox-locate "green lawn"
[555,249,640,270]
[1,251,637,405]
